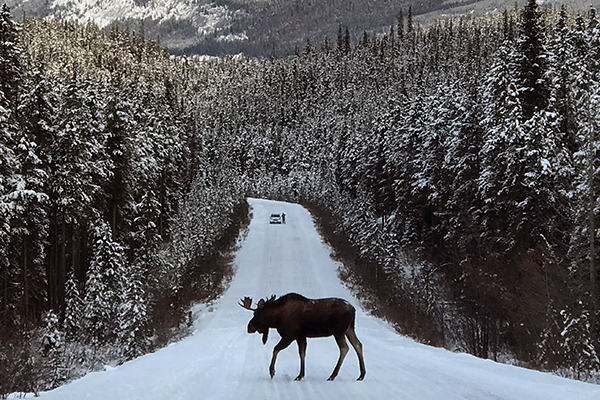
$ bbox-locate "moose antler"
[239,297,255,311]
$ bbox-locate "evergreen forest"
[2,0,600,395]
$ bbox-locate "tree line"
[194,0,600,379]
[0,5,247,395]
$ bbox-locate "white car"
[269,213,283,224]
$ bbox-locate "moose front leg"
[269,337,294,378]
[295,337,307,381]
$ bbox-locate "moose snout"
[247,321,257,334]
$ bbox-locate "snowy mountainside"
[6,0,239,50]
[6,0,600,56]
[49,0,211,30]
[14,199,600,400]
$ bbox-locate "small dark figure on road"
[281,212,286,224]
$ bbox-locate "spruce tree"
[83,220,126,346]
[568,8,600,351]
[561,301,600,377]
[550,5,578,153]
[39,310,65,388]
[104,95,132,238]
[0,4,21,111]
[118,261,148,360]
[0,90,19,334]
[49,74,105,312]
[518,0,550,120]
[10,60,52,323]
[407,6,414,36]
[63,270,83,341]
[398,10,404,40]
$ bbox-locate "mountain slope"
[24,199,600,400]
[6,0,235,51]
[7,0,600,57]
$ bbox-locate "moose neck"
[260,304,282,328]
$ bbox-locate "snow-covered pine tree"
[386,93,429,250]
[478,18,549,356]
[0,87,19,335]
[8,114,49,323]
[540,8,585,367]
[60,269,88,383]
[83,219,126,347]
[104,93,133,238]
[0,4,21,110]
[518,0,550,121]
[9,58,51,323]
[0,6,23,330]
[130,192,162,258]
[39,309,65,388]
[48,73,107,312]
[550,5,579,153]
[568,8,600,351]
[585,6,600,353]
[118,261,148,360]
[479,39,522,248]
[561,301,600,378]
[397,9,404,40]
[362,118,395,226]
[63,270,83,341]
[444,83,484,257]
[18,59,56,156]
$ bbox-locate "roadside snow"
[20,198,600,400]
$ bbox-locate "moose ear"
[257,299,265,309]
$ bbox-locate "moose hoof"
[294,374,304,381]
[269,369,275,379]
[327,376,336,381]
[357,376,365,381]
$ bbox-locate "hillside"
[6,0,600,57]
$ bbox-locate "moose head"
[239,296,276,345]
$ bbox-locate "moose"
[240,292,366,381]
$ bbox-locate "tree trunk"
[59,218,66,311]
[72,226,79,285]
[23,239,28,321]
[47,222,58,311]
[589,109,597,345]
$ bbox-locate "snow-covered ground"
[28,199,600,399]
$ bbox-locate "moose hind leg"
[346,327,366,381]
[328,333,349,381]
[270,337,294,379]
[295,337,307,381]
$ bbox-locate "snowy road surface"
[33,199,600,399]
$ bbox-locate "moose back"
[240,292,366,381]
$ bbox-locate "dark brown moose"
[240,292,366,381]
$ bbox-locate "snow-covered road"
[34,198,600,399]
